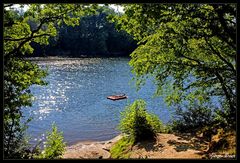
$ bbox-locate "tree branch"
[204,37,236,74]
[215,71,236,112]
[5,6,79,57]
[215,6,236,45]
[4,34,52,41]
[181,53,202,65]
[183,77,218,91]
[6,17,60,57]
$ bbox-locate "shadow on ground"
[134,140,164,152]
[167,133,209,153]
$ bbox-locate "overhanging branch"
[4,34,52,42]
[204,37,236,74]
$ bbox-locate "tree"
[3,4,97,158]
[29,5,137,57]
[112,4,236,129]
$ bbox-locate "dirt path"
[63,133,209,159]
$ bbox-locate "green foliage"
[163,124,174,134]
[4,4,97,56]
[3,118,32,159]
[34,123,66,159]
[171,105,215,133]
[110,137,134,159]
[118,99,165,143]
[30,6,137,57]
[3,4,97,159]
[111,99,165,159]
[4,58,47,159]
[113,4,236,129]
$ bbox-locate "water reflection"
[23,58,172,145]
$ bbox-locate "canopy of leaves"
[112,4,236,128]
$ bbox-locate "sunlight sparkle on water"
[23,58,173,144]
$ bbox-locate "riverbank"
[63,133,210,159]
[63,135,123,159]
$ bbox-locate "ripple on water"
[23,58,173,145]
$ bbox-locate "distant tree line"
[29,7,137,57]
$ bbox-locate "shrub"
[3,117,32,159]
[35,123,66,159]
[164,124,174,134]
[110,137,134,159]
[118,99,165,143]
[171,105,215,133]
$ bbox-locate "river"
[22,57,173,145]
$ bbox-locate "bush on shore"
[34,123,66,159]
[110,99,165,158]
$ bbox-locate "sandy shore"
[63,135,123,159]
[63,133,210,159]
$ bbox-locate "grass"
[110,136,134,159]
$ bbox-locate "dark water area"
[22,57,174,145]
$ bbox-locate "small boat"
[107,94,127,101]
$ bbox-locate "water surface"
[23,58,172,145]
